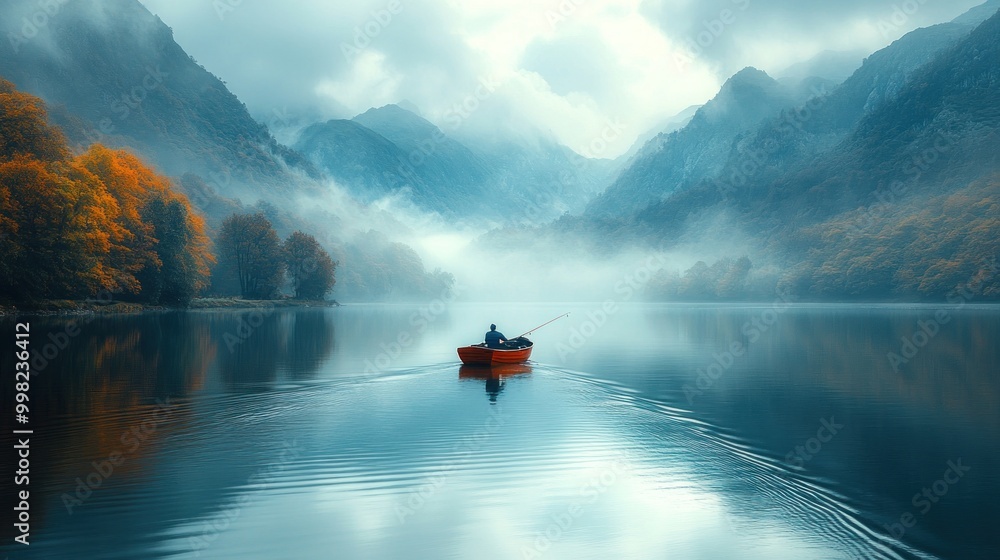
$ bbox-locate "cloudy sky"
[138,0,985,157]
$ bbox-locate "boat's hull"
[457,343,532,365]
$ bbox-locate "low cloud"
[137,0,987,157]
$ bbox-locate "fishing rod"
[514,313,570,339]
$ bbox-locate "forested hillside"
[0,78,211,304]
[586,67,804,218]
[0,0,318,201]
[497,7,1000,302]
[0,0,456,302]
[652,10,1000,300]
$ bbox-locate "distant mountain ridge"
[0,0,319,201]
[587,8,997,221]
[486,4,1000,301]
[953,0,1000,25]
[777,50,867,84]
[0,0,462,302]
[585,67,803,217]
[296,103,616,223]
[352,105,495,214]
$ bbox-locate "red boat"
[457,337,533,365]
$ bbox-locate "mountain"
[769,9,1000,299]
[0,0,319,202]
[953,0,1000,25]
[354,104,617,220]
[0,0,460,302]
[708,9,1000,223]
[296,103,616,223]
[776,7,1000,215]
[459,128,619,219]
[296,104,497,218]
[492,7,1000,301]
[589,13,989,222]
[631,10,1000,300]
[777,50,867,84]
[820,21,982,127]
[352,105,495,213]
[585,67,801,217]
[618,104,702,165]
[295,118,429,203]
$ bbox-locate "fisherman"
[485,324,507,348]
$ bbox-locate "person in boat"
[485,324,507,348]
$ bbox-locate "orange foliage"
[0,80,213,302]
[76,146,163,294]
[0,77,69,163]
[804,175,1000,298]
[0,155,121,295]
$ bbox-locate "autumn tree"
[283,231,336,300]
[0,78,68,163]
[1,80,213,304]
[140,194,214,304]
[75,145,160,294]
[0,156,117,298]
[74,145,213,303]
[218,212,284,299]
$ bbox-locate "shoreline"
[0,297,341,317]
[3,298,997,318]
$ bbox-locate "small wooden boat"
[457,337,533,365]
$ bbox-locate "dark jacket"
[485,330,507,348]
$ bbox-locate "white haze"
[137,0,984,159]
[291,177,763,302]
[131,0,990,302]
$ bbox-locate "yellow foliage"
[0,81,214,302]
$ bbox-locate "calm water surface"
[1,302,998,559]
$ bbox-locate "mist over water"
[3,303,997,560]
[2,2,1000,559]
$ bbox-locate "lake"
[2,302,998,559]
